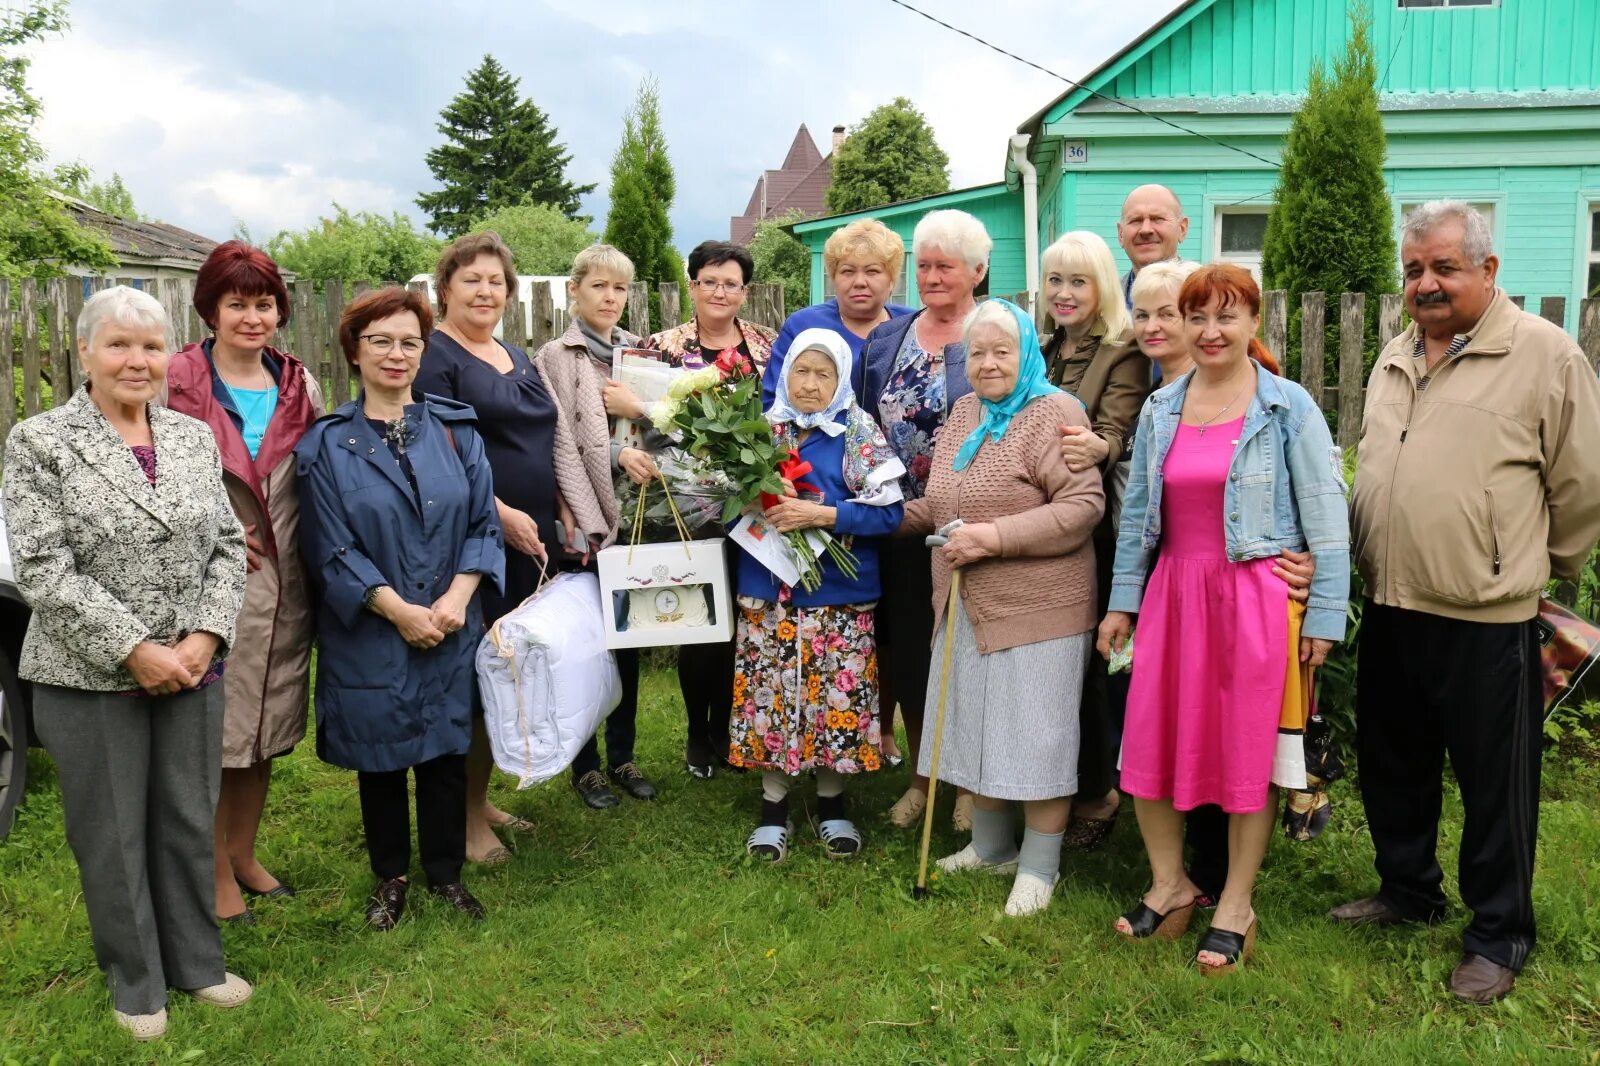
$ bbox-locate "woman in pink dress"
[1098,264,1350,975]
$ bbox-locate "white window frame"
[1396,198,1504,275]
[1212,206,1273,284]
[1585,204,1600,301]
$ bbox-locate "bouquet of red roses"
[648,347,857,592]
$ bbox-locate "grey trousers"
[33,683,227,1014]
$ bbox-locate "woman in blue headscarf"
[729,328,906,864]
[899,299,1106,917]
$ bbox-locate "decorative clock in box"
[594,538,733,649]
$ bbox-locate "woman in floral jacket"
[729,328,905,862]
[642,240,775,778]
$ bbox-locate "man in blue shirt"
[1116,184,1189,312]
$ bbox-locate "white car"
[0,502,32,839]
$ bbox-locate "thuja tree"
[1261,4,1397,381]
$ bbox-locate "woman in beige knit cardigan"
[899,298,1105,917]
[533,244,660,810]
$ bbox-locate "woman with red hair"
[166,241,322,925]
[1097,263,1349,974]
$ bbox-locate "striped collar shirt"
[1412,331,1469,392]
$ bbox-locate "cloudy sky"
[25,0,1178,249]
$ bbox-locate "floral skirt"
[727,596,883,776]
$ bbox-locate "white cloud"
[27,29,416,239]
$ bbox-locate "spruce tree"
[417,55,594,237]
[602,78,681,332]
[1261,6,1397,381]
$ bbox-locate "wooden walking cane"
[914,520,964,900]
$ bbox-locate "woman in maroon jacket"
[165,241,322,924]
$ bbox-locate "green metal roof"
[788,181,1012,236]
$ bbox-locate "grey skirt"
[916,600,1091,801]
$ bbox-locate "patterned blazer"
[643,316,775,373]
[1,387,248,691]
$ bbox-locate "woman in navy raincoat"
[295,287,504,931]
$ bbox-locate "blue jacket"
[761,299,915,408]
[734,422,904,608]
[1109,362,1351,641]
[858,309,974,419]
[295,395,506,773]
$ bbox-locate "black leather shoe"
[237,877,296,900]
[428,882,486,921]
[573,770,620,809]
[365,877,408,931]
[219,909,256,927]
[608,762,658,800]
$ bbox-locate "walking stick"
[914,520,964,901]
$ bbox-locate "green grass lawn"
[2,665,1598,1064]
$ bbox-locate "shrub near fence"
[2,276,1594,456]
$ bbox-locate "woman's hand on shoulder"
[125,641,196,695]
[940,522,1000,568]
[1059,424,1110,473]
[1096,612,1133,661]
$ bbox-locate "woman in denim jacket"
[1097,264,1349,975]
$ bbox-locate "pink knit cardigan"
[901,392,1105,653]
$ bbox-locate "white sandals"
[817,818,862,859]
[746,823,791,863]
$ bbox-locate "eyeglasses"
[693,280,746,294]
[360,334,426,355]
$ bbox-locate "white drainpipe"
[1009,133,1040,304]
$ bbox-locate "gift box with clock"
[594,538,733,650]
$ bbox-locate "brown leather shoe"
[365,877,408,931]
[1328,896,1410,926]
[1449,953,1515,1004]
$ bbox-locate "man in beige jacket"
[1336,200,1600,1004]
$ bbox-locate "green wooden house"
[794,0,1600,331]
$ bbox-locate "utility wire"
[882,0,1282,169]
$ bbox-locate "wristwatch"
[363,584,389,612]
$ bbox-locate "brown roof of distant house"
[62,196,219,268]
[730,124,834,244]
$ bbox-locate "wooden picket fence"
[2,275,1596,460]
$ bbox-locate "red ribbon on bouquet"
[760,449,820,510]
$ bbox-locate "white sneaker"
[935,843,1019,876]
[114,1007,167,1040]
[1004,871,1060,916]
[188,972,253,1008]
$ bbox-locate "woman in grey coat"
[1,287,250,1042]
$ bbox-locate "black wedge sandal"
[1196,916,1257,976]
[1115,897,1197,941]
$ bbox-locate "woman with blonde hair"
[762,219,914,406]
[1039,230,1151,853]
[533,243,659,809]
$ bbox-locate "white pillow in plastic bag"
[476,572,622,788]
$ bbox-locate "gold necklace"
[1193,368,1251,436]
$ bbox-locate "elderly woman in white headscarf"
[728,328,906,863]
